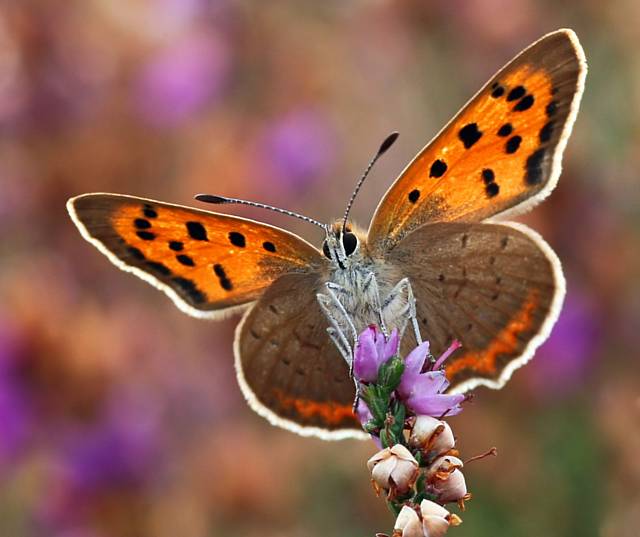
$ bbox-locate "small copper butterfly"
[68,29,586,439]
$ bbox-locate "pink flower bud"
[367,444,419,494]
[354,326,399,382]
[393,505,423,537]
[409,416,455,455]
[419,500,462,537]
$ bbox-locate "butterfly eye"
[322,240,331,259]
[342,232,358,256]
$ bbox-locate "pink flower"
[353,326,399,383]
[397,342,465,418]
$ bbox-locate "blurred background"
[1,1,638,536]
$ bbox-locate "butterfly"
[67,29,586,440]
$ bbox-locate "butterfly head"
[322,221,365,270]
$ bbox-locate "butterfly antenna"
[342,131,399,231]
[195,194,328,231]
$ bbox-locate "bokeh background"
[1,1,639,536]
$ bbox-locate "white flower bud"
[435,468,467,503]
[419,500,461,537]
[409,417,455,455]
[367,444,419,494]
[420,499,451,519]
[427,455,464,477]
[393,505,423,537]
[426,456,468,504]
[409,416,441,447]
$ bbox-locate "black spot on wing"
[136,231,155,241]
[497,123,512,137]
[143,205,158,219]
[485,182,500,198]
[176,254,195,266]
[507,85,526,101]
[228,231,246,248]
[491,85,505,98]
[134,218,151,229]
[186,221,208,241]
[262,241,276,253]
[408,189,420,203]
[546,101,557,117]
[482,169,495,184]
[429,159,447,178]
[458,123,482,149]
[213,263,233,291]
[505,135,522,154]
[513,94,534,112]
[525,149,546,185]
[169,241,184,251]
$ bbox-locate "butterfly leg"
[362,271,389,337]
[325,326,352,365]
[317,294,353,364]
[317,289,363,410]
[316,285,358,365]
[404,279,423,345]
[381,278,423,345]
[324,282,360,350]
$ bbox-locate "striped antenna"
[342,131,399,231]
[195,194,328,231]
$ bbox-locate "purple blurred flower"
[59,402,162,494]
[133,34,230,127]
[0,316,33,467]
[153,0,206,25]
[354,326,399,382]
[0,380,32,466]
[257,109,337,191]
[397,342,465,418]
[528,289,601,397]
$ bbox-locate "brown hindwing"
[235,272,363,438]
[388,222,563,392]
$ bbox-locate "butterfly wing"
[368,29,586,253]
[68,193,326,318]
[235,271,364,439]
[387,221,563,393]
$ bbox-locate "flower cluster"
[354,326,477,537]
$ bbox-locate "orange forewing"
[368,30,586,253]
[68,194,325,316]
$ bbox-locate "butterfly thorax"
[322,222,404,334]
